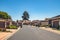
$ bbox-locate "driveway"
[8,25,60,40]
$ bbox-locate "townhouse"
[40,15,60,29]
[50,15,60,29]
[0,18,12,31]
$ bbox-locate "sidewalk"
[40,27,60,34]
[0,27,20,40]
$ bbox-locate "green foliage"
[45,24,51,27]
[40,25,48,27]
[22,11,29,20]
[40,24,51,28]
[59,26,60,30]
[0,11,11,19]
[9,25,17,29]
[57,26,60,30]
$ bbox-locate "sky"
[0,0,60,21]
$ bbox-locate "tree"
[22,11,29,20]
[0,11,11,19]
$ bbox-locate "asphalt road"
[8,25,60,40]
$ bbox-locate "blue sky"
[0,0,60,21]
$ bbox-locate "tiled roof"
[52,15,60,18]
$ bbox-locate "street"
[8,25,60,40]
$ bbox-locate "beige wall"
[41,21,48,26]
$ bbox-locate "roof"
[51,15,60,20]
[52,15,60,18]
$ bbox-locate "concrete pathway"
[0,27,20,40]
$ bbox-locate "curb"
[4,27,20,40]
[40,27,60,34]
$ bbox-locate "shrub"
[40,25,47,27]
[59,26,60,30]
[0,28,6,32]
[57,26,60,30]
[0,29,1,31]
[47,24,51,27]
[9,25,17,29]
